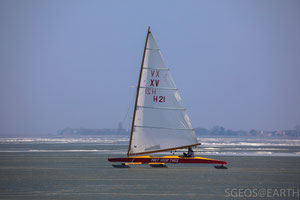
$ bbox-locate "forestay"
[128,31,198,155]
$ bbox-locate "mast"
[127,26,151,156]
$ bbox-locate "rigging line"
[108,87,135,159]
[121,88,136,125]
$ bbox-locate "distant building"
[57,122,129,136]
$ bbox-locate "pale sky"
[0,0,300,135]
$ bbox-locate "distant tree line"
[194,125,300,137]
[58,125,300,137]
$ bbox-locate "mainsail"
[128,27,199,156]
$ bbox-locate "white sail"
[129,31,198,155]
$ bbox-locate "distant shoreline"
[55,126,300,137]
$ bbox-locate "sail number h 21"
[145,69,166,103]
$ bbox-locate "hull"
[108,155,227,165]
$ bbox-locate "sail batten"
[146,48,160,50]
[129,29,198,155]
[134,125,194,131]
[143,67,169,70]
[137,106,186,110]
[139,86,177,90]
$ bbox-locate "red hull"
[108,156,227,165]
